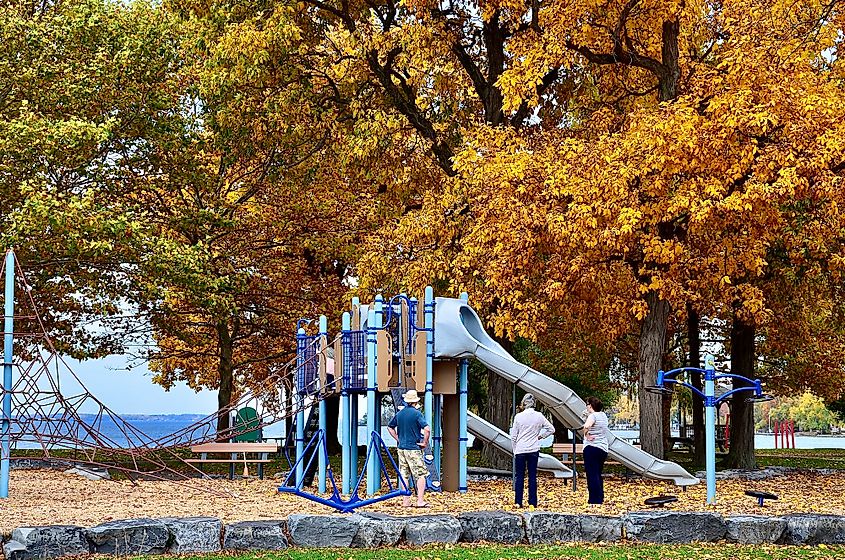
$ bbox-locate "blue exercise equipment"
[647,353,772,504]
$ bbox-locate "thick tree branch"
[511,66,560,126]
[365,50,456,176]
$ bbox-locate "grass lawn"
[131,543,845,560]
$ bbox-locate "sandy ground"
[1,469,844,535]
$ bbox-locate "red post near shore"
[774,420,795,449]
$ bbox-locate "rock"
[86,518,170,555]
[159,517,222,553]
[63,466,110,481]
[223,521,288,550]
[623,512,726,543]
[3,540,28,560]
[725,515,786,544]
[9,526,91,559]
[403,515,462,545]
[351,513,406,547]
[287,515,361,547]
[578,514,623,542]
[459,511,524,544]
[781,514,845,545]
[523,512,621,544]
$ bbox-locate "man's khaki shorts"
[397,448,428,484]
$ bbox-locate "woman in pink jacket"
[510,393,555,507]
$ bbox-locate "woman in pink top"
[510,393,555,507]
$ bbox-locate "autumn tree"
[342,0,845,467]
[122,2,386,432]
[0,0,186,357]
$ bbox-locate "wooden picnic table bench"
[187,442,280,480]
[552,442,642,489]
[551,442,642,463]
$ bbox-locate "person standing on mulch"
[582,396,610,505]
[388,389,431,508]
[510,393,555,508]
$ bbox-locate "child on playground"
[387,389,431,508]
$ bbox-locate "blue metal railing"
[278,429,410,513]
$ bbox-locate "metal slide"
[435,298,700,486]
[466,411,573,478]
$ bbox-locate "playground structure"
[648,354,772,504]
[278,289,700,512]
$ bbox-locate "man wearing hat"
[387,389,431,508]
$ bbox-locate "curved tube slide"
[434,297,700,487]
[466,411,573,479]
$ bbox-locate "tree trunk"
[638,291,670,458]
[687,305,706,465]
[658,20,681,102]
[552,416,568,443]
[484,336,515,470]
[662,388,672,456]
[724,315,757,468]
[216,319,235,437]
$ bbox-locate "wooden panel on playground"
[412,331,427,392]
[376,330,396,391]
[432,360,457,394]
[333,336,343,391]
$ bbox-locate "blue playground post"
[295,327,306,486]
[704,354,717,504]
[649,352,770,505]
[1,249,14,499]
[423,287,434,430]
[341,311,352,495]
[458,291,469,493]
[318,315,328,493]
[350,298,361,486]
[365,298,380,495]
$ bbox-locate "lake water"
[9,416,845,450]
[611,429,845,449]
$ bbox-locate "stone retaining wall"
[3,512,844,558]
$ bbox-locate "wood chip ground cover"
[2,469,845,534]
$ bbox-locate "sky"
[67,354,218,415]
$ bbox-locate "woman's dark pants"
[583,444,608,504]
[514,451,539,507]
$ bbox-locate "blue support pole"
[704,353,717,504]
[295,327,306,487]
[365,298,381,495]
[1,250,14,499]
[341,311,351,495]
[318,315,328,493]
[458,291,469,493]
[350,298,360,482]
[424,286,434,429]
[350,397,359,481]
[373,296,383,490]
